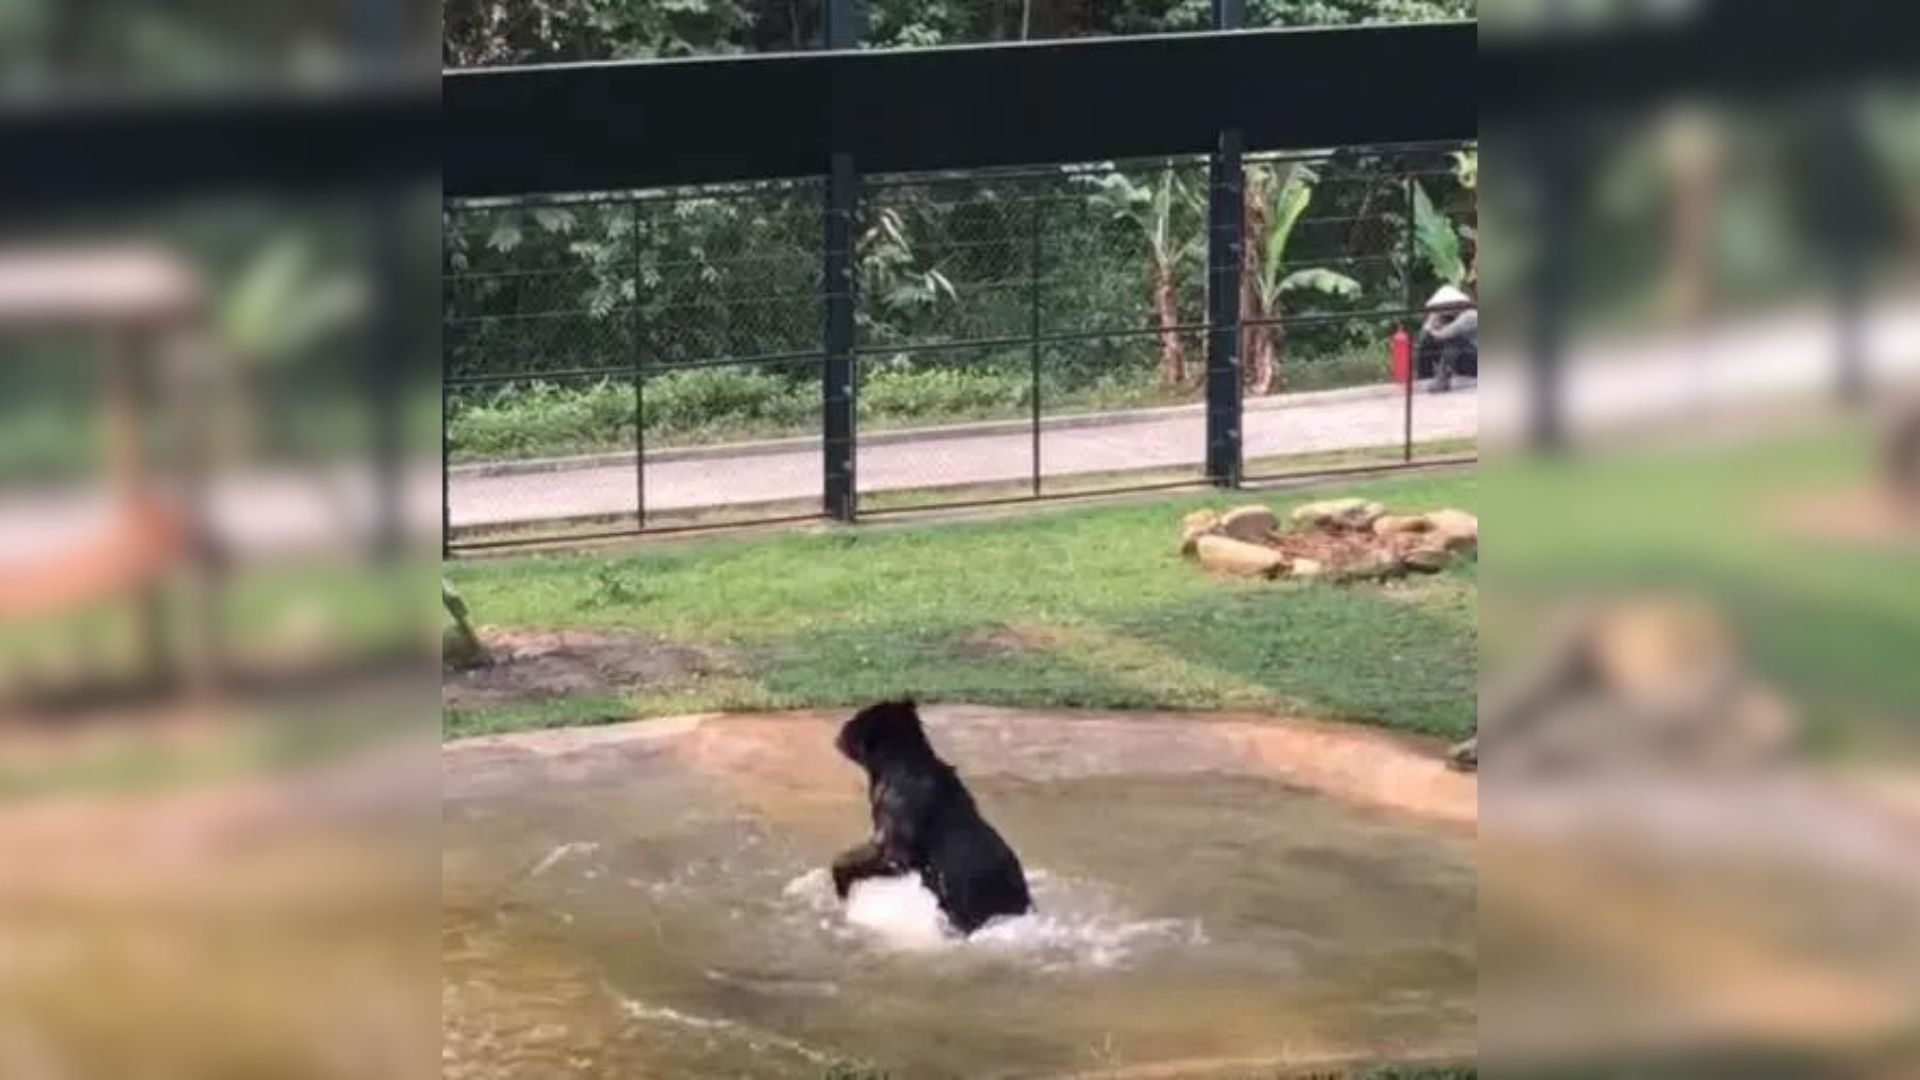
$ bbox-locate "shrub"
[643,367,811,437]
[449,379,634,460]
[859,365,1032,423]
[447,338,1400,464]
[1287,348,1391,392]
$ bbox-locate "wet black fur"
[829,700,1032,934]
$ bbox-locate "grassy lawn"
[444,470,1478,741]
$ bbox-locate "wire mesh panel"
[638,354,827,530]
[633,181,827,531]
[1037,160,1211,497]
[445,200,643,544]
[442,142,1476,549]
[1239,144,1480,480]
[444,180,826,548]
[1412,149,1480,465]
[446,370,640,538]
[856,159,1216,512]
[855,171,1048,511]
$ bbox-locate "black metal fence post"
[1207,131,1245,488]
[441,202,454,559]
[822,0,860,521]
[1030,180,1044,497]
[632,197,647,526]
[441,366,451,560]
[1206,0,1245,488]
[825,154,858,522]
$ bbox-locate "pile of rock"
[1462,596,1797,776]
[1180,497,1478,582]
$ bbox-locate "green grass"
[444,471,1478,741]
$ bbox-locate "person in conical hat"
[1418,283,1477,393]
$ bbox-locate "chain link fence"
[443,141,1476,550]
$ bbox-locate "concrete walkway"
[447,383,1479,529]
[8,297,1911,555]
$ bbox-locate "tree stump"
[443,579,490,669]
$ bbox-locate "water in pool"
[442,711,1476,1078]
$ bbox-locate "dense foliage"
[445,148,1476,459]
[445,0,1476,64]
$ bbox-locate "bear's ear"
[835,711,869,763]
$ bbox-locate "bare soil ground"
[1776,488,1918,548]
[442,629,730,709]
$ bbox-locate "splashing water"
[781,867,1205,969]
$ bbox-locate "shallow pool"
[442,708,1476,1078]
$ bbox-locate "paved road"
[447,384,1480,529]
[8,298,1914,555]
[1480,300,1920,439]
[447,294,1920,530]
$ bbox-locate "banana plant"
[1243,161,1361,395]
[1411,181,1467,287]
[1411,147,1477,289]
[1082,162,1203,385]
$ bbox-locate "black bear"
[829,700,1032,934]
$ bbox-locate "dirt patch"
[948,623,1061,660]
[443,629,730,709]
[1264,526,1445,568]
[1775,488,1919,548]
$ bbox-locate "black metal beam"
[823,150,858,522]
[1205,0,1245,489]
[821,0,860,522]
[444,23,1475,197]
[1480,0,1920,126]
[1205,132,1245,489]
[0,79,438,217]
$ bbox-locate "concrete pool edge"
[442,705,1477,828]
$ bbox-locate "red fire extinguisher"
[1391,326,1412,385]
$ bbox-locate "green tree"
[858,205,958,337]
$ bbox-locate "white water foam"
[781,868,1203,970]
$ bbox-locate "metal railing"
[441,14,1478,551]
[443,142,1477,550]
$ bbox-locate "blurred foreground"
[1481,1,1919,1072]
[0,2,439,1077]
